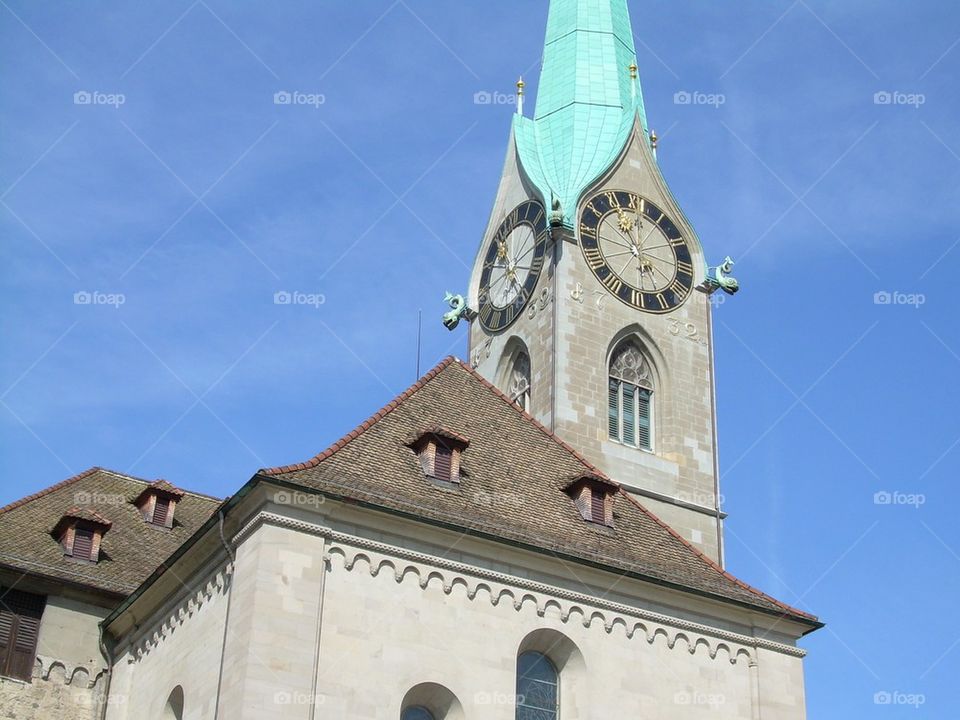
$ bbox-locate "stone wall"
[105,563,231,720]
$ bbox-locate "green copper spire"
[514,0,648,223]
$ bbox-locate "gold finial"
[649,129,658,149]
[516,76,525,115]
[517,76,525,94]
[629,63,638,80]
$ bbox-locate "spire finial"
[516,76,525,116]
[629,62,638,80]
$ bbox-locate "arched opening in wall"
[162,686,184,720]
[399,682,465,720]
[497,338,532,412]
[516,629,586,720]
[607,337,656,451]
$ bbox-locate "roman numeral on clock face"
[584,247,605,269]
[603,274,623,294]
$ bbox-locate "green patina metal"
[515,0,648,225]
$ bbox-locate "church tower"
[466,0,728,562]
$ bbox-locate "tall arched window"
[516,651,558,720]
[608,339,653,450]
[402,708,435,720]
[508,352,531,411]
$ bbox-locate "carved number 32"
[669,320,699,342]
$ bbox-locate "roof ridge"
[453,358,609,478]
[617,490,817,622]
[262,356,459,476]
[0,467,222,516]
[0,466,102,515]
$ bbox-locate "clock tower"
[466,0,730,562]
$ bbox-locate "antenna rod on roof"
[416,309,422,379]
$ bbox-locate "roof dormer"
[409,427,469,486]
[564,474,618,527]
[134,480,185,529]
[52,508,112,563]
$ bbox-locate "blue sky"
[2,0,958,716]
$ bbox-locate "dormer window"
[52,508,112,563]
[134,480,185,529]
[564,474,617,527]
[409,427,469,485]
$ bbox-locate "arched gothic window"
[516,651,558,720]
[402,707,435,720]
[163,686,184,720]
[608,340,653,450]
[508,352,531,411]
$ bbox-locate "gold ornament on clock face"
[578,190,695,313]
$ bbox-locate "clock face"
[578,190,695,313]
[478,199,549,332]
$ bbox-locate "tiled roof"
[263,358,818,626]
[0,468,221,596]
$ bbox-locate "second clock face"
[477,199,549,332]
[578,190,695,313]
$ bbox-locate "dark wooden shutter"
[0,588,45,682]
[590,487,606,524]
[153,497,170,526]
[72,527,94,561]
[434,445,453,481]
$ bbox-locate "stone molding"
[234,511,805,662]
[33,656,106,689]
[124,563,232,663]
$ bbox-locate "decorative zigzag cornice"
[233,512,805,661]
[124,562,232,663]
